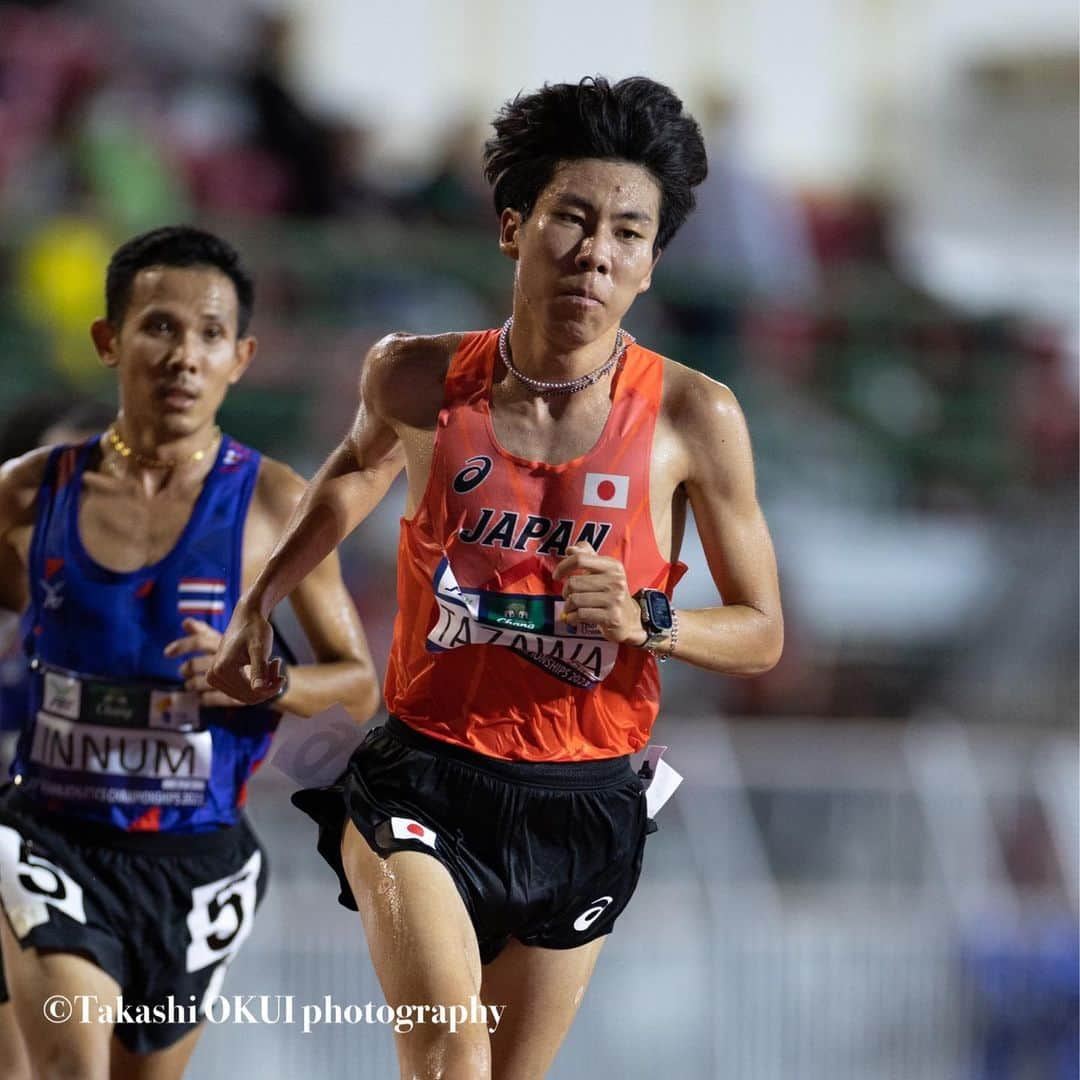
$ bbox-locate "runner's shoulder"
[366,331,463,381]
[658,354,741,420]
[363,331,466,419]
[251,455,307,530]
[0,446,54,520]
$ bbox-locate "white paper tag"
[269,706,367,787]
[638,745,683,817]
[644,759,683,817]
[640,744,668,781]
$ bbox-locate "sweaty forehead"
[128,265,237,318]
[542,159,661,216]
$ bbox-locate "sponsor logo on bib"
[426,560,618,689]
[42,672,80,720]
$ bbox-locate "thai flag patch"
[178,579,227,615]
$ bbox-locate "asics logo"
[452,456,493,494]
[572,895,613,932]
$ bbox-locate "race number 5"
[0,825,86,935]
[185,850,261,972]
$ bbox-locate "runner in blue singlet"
[0,226,381,1080]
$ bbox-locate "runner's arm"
[664,375,783,674]
[0,449,50,615]
[256,458,382,719]
[208,339,405,702]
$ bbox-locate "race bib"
[0,825,86,937]
[426,559,619,689]
[28,710,212,809]
[186,850,261,972]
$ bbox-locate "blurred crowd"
[0,0,1076,727]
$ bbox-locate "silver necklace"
[497,317,630,396]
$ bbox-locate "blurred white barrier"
[187,717,1077,1079]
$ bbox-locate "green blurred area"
[0,214,1066,508]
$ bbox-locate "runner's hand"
[205,606,285,704]
[553,543,647,647]
[165,618,273,707]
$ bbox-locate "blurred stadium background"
[0,0,1076,1077]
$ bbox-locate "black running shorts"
[293,716,651,964]
[0,787,268,1053]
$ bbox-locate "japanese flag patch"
[389,817,438,850]
[583,472,629,510]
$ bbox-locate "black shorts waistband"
[384,716,635,791]
[1,789,250,855]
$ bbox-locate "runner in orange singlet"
[211,75,784,1079]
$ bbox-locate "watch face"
[644,590,673,631]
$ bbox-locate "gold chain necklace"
[105,425,220,470]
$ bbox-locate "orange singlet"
[385,328,686,761]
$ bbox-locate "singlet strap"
[442,329,499,410]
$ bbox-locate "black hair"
[483,76,707,251]
[105,225,255,335]
[0,394,74,462]
[0,394,114,462]
[48,398,116,437]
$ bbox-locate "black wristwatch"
[633,588,673,649]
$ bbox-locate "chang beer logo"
[90,685,138,725]
[479,594,547,633]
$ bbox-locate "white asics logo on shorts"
[572,895,613,932]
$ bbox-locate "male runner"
[0,225,379,1080]
[211,76,784,1079]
